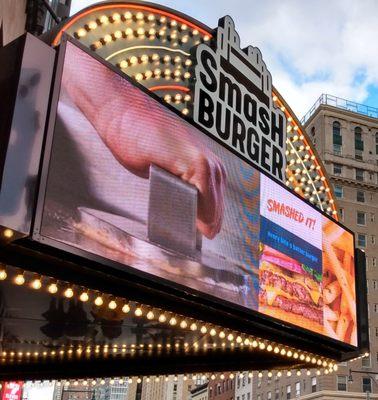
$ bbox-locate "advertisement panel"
[38,39,356,345]
[1,382,22,400]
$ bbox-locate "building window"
[355,127,364,160]
[373,258,377,268]
[268,392,272,400]
[371,213,375,222]
[357,190,365,202]
[374,304,378,313]
[339,208,344,221]
[357,211,366,226]
[334,185,343,198]
[358,234,367,248]
[363,377,372,393]
[333,121,342,155]
[373,280,378,290]
[362,354,371,368]
[337,375,347,391]
[376,133,378,154]
[257,396,261,400]
[275,389,279,400]
[295,382,300,396]
[311,126,315,137]
[258,378,262,388]
[286,385,291,400]
[247,394,251,400]
[356,168,364,181]
[311,377,317,393]
[334,163,343,176]
[372,235,376,245]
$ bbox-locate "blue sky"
[70,0,378,118]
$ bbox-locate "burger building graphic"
[193,16,286,182]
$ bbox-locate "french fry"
[351,324,358,347]
[323,280,341,304]
[324,319,339,341]
[324,242,356,323]
[324,305,339,321]
[340,293,349,316]
[336,314,350,341]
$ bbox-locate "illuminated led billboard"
[38,39,356,346]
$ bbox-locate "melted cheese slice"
[260,263,321,305]
[263,286,321,307]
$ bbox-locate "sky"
[70,0,378,119]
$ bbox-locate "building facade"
[253,94,378,399]
[191,383,209,400]
[235,371,253,400]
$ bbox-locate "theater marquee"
[0,1,369,380]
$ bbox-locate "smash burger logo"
[192,16,287,181]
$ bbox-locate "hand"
[62,44,226,238]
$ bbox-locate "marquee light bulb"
[136,12,144,20]
[147,310,155,320]
[135,306,143,316]
[277,371,282,377]
[77,28,86,38]
[79,291,89,302]
[158,313,166,323]
[94,295,104,306]
[31,277,42,290]
[209,328,217,336]
[103,34,112,43]
[112,13,121,22]
[252,340,258,348]
[88,21,97,30]
[0,268,7,280]
[125,28,133,36]
[108,300,117,310]
[64,288,74,298]
[114,30,122,39]
[227,334,234,341]
[14,273,25,285]
[100,15,108,24]
[200,325,207,334]
[258,372,263,378]
[287,371,292,377]
[169,317,177,326]
[180,320,188,329]
[130,56,138,65]
[190,323,197,331]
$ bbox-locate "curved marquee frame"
[50,1,338,219]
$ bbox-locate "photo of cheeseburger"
[258,244,323,334]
